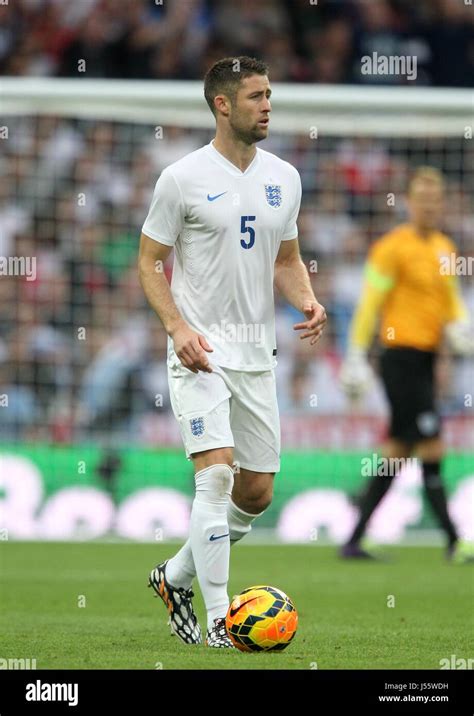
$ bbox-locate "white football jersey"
[142,140,302,371]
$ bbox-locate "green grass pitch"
[0,542,472,670]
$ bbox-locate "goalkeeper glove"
[444,319,474,356]
[340,347,374,401]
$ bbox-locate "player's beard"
[229,116,268,145]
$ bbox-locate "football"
[225,585,298,652]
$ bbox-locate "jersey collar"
[206,140,260,177]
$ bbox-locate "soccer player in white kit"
[139,57,327,647]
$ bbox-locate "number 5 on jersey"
[240,215,256,249]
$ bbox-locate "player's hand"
[171,324,213,373]
[340,348,374,401]
[445,319,474,356]
[293,300,327,346]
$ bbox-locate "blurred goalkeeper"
[340,167,473,563]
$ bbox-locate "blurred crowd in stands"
[1,117,472,443]
[0,0,473,86]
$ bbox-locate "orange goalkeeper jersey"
[367,223,464,351]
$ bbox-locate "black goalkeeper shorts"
[379,347,440,443]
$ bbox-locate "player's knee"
[414,438,444,463]
[382,440,412,460]
[240,489,273,514]
[256,490,273,512]
[192,447,234,471]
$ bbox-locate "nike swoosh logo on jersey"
[207,191,228,202]
[229,596,259,617]
[209,533,230,541]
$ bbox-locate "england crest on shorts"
[190,416,205,437]
[265,184,282,208]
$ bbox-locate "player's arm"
[347,263,393,352]
[340,249,394,400]
[274,238,326,346]
[138,233,213,373]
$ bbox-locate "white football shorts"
[167,362,281,473]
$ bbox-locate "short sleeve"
[282,168,302,241]
[142,169,185,247]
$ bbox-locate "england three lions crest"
[265,184,282,208]
[190,416,205,438]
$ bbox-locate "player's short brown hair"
[408,166,445,194]
[204,56,269,116]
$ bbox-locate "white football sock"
[164,544,196,591]
[188,463,234,630]
[228,497,264,543]
[166,497,263,589]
